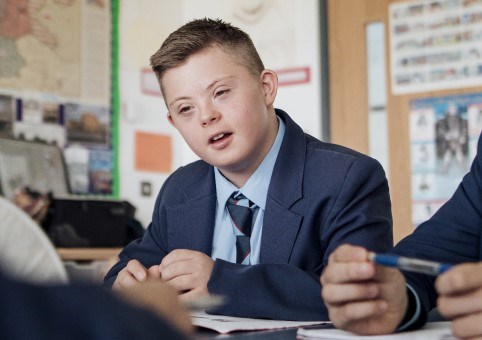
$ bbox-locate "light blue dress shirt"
[211,117,286,264]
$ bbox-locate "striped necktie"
[226,193,258,264]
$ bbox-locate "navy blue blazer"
[393,132,482,327]
[0,271,183,339]
[105,109,393,321]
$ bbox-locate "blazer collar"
[269,109,305,208]
[261,109,306,263]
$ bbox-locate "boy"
[104,18,393,321]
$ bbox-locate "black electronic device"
[0,138,137,247]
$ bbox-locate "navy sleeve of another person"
[392,132,482,328]
[0,272,185,340]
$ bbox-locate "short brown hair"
[150,18,265,94]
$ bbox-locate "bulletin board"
[0,0,119,197]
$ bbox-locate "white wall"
[119,0,322,227]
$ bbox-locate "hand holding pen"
[369,254,482,339]
[321,244,410,335]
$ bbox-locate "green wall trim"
[111,0,120,198]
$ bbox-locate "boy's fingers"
[450,312,482,339]
[330,299,388,325]
[126,259,147,281]
[322,245,374,284]
[162,260,192,281]
[322,282,379,304]
[147,265,161,279]
[166,274,193,292]
[438,287,482,318]
[161,249,196,268]
[114,271,140,289]
[436,263,482,295]
[322,262,376,284]
[329,245,370,264]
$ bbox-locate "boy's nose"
[200,107,220,126]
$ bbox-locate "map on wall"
[0,0,82,97]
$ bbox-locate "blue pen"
[369,253,452,276]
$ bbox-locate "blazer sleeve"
[104,174,175,288]
[392,133,482,328]
[207,156,393,321]
[0,272,184,339]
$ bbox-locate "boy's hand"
[321,244,407,335]
[113,259,161,289]
[436,262,482,340]
[160,249,214,303]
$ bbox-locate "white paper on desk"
[190,311,329,334]
[297,321,456,339]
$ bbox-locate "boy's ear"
[260,69,278,106]
[167,112,175,127]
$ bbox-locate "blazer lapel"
[167,196,216,255]
[166,163,217,255]
[261,199,303,263]
[260,110,305,264]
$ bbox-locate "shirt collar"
[214,116,286,210]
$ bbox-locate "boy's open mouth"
[210,132,232,144]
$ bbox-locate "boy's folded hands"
[113,250,214,304]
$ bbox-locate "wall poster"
[390,0,482,94]
[410,92,482,226]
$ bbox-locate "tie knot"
[226,193,256,236]
[227,193,255,208]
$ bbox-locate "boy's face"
[162,46,278,186]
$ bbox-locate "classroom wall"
[118,0,323,227]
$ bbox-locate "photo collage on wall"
[0,93,113,195]
[410,92,482,226]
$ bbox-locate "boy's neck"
[220,171,250,189]
[220,110,279,188]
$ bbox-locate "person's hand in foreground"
[116,279,193,335]
[436,262,482,340]
[321,244,407,335]
[113,259,161,289]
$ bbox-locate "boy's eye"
[178,106,192,114]
[215,89,229,98]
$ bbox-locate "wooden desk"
[56,248,122,261]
